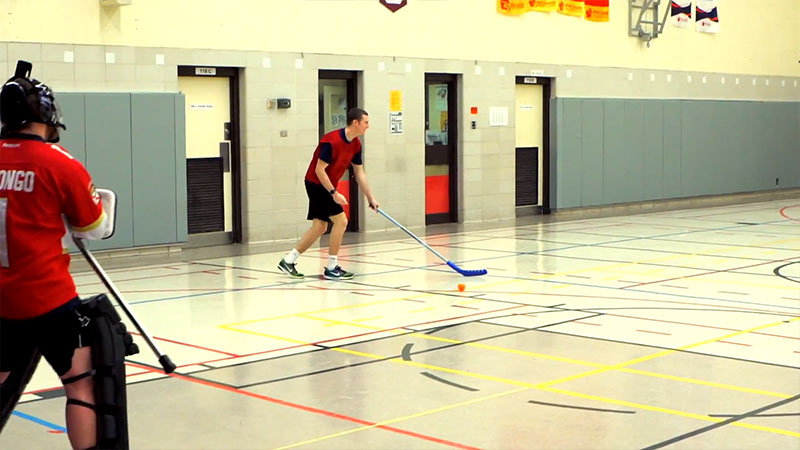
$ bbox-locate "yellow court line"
[535,317,800,389]
[273,388,528,450]
[353,315,383,323]
[541,387,800,438]
[234,312,795,400]
[221,278,520,329]
[618,368,795,399]
[274,341,800,446]
[225,314,799,435]
[527,236,800,282]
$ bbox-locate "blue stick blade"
[447,261,488,277]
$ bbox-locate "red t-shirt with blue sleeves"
[0,134,104,319]
[305,128,363,185]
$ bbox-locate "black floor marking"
[774,262,800,285]
[736,222,758,226]
[401,343,414,361]
[708,412,800,418]
[420,371,479,392]
[236,324,531,389]
[547,304,566,308]
[425,323,460,335]
[642,394,800,449]
[527,399,635,414]
[34,388,65,400]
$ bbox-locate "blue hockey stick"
[377,208,487,277]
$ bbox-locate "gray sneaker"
[277,259,304,278]
[323,265,354,280]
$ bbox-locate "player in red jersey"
[278,108,379,280]
[0,62,116,449]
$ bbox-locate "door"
[424,74,458,225]
[178,66,242,243]
[515,76,551,215]
[319,70,359,231]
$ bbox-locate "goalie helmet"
[0,60,66,141]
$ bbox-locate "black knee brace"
[64,294,139,450]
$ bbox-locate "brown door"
[319,70,359,231]
[424,74,458,225]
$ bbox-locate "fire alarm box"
[276,98,291,109]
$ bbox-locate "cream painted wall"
[1,0,798,76]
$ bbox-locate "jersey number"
[0,198,8,267]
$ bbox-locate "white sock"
[284,249,300,264]
[327,255,338,270]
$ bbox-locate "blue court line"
[119,217,798,311]
[11,410,67,432]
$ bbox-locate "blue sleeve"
[318,142,333,164]
[351,150,363,165]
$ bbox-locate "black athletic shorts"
[305,180,344,222]
[0,297,84,376]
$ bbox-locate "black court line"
[420,372,480,392]
[708,412,800,418]
[774,262,800,285]
[236,324,532,389]
[642,394,800,450]
[528,399,635,414]
[425,323,461,335]
[16,308,787,408]
[532,329,800,370]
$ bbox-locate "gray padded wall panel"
[558,99,583,208]
[602,100,630,204]
[643,102,664,200]
[131,94,177,246]
[174,94,187,242]
[550,97,564,210]
[662,101,683,198]
[84,94,133,250]
[56,94,86,165]
[581,100,603,206]
[554,98,799,209]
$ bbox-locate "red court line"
[779,205,800,223]
[718,341,751,347]
[129,332,240,357]
[636,329,672,336]
[74,267,233,288]
[574,321,602,326]
[24,364,158,396]
[187,305,527,368]
[604,312,800,341]
[622,255,800,289]
[127,362,480,450]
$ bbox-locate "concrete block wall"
[2,41,798,245]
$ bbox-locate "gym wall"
[1,0,797,246]
[57,93,187,250]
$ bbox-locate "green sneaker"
[323,265,354,280]
[277,259,304,278]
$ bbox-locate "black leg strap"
[61,370,95,385]
[66,398,96,411]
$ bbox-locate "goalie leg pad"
[0,348,41,433]
[74,294,139,450]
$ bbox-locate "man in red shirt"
[0,65,115,449]
[278,108,379,280]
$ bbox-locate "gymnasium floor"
[4,199,799,449]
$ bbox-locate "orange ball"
[458,283,465,292]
